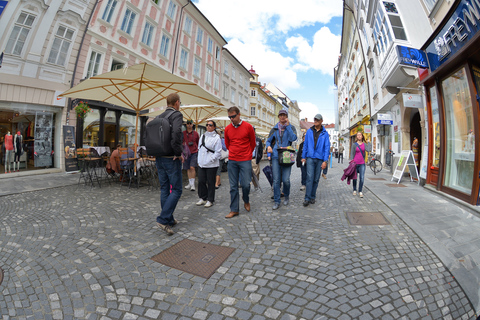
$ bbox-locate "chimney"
[305,117,308,122]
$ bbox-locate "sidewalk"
[336,160,480,313]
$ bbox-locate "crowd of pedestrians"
[152,94,367,235]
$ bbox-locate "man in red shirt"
[224,106,256,218]
[183,119,200,191]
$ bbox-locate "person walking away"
[183,119,200,191]
[296,133,307,191]
[224,106,256,218]
[266,109,297,210]
[301,114,330,207]
[216,133,228,189]
[196,120,222,208]
[251,127,264,191]
[350,131,371,199]
[155,93,184,235]
[338,144,344,163]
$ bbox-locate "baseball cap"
[186,119,193,124]
[314,114,323,120]
[278,109,288,116]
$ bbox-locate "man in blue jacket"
[266,109,297,210]
[301,113,330,207]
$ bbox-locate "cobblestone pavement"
[0,164,476,319]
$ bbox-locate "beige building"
[248,67,276,135]
[221,48,251,114]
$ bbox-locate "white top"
[197,131,222,168]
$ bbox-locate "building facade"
[248,67,276,135]
[221,48,251,114]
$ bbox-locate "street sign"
[377,113,393,125]
[403,93,423,108]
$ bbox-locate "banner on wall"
[0,1,8,17]
[63,125,79,172]
[34,112,53,167]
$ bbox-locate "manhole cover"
[151,239,235,279]
[386,184,406,187]
[369,178,386,180]
[0,267,3,286]
[346,212,391,225]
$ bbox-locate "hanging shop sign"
[377,113,393,125]
[424,0,480,72]
[403,93,424,108]
[396,45,428,68]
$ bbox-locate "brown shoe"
[225,211,239,218]
[244,203,251,212]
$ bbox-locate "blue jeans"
[352,163,366,193]
[272,159,292,204]
[228,160,252,212]
[300,164,307,186]
[155,157,183,226]
[305,158,323,202]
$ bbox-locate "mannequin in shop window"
[14,131,23,172]
[4,132,13,173]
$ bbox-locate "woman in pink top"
[349,132,371,198]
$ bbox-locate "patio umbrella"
[206,116,231,129]
[145,104,229,127]
[59,63,222,149]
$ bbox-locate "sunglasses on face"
[206,123,214,127]
[187,123,193,125]
[228,114,238,119]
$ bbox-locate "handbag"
[182,143,191,159]
[278,147,296,166]
[262,165,273,186]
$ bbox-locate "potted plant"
[75,101,92,119]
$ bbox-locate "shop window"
[441,67,475,194]
[104,111,117,149]
[120,113,139,147]
[429,86,440,167]
[83,108,101,147]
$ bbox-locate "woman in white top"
[196,120,222,207]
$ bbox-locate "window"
[238,94,243,108]
[373,5,393,62]
[167,1,177,19]
[206,66,212,85]
[120,8,136,35]
[193,57,201,77]
[207,38,213,53]
[361,82,366,107]
[223,82,229,99]
[251,89,256,97]
[232,68,236,81]
[196,28,203,44]
[239,74,243,87]
[250,107,255,116]
[184,16,192,35]
[111,60,124,71]
[102,0,117,23]
[86,51,102,78]
[246,79,249,89]
[215,46,220,60]
[151,0,161,4]
[5,12,36,56]
[370,66,377,96]
[179,48,188,70]
[388,15,407,40]
[224,61,229,76]
[47,25,74,66]
[422,0,439,12]
[214,73,219,90]
[231,88,236,103]
[141,22,154,46]
[159,34,170,57]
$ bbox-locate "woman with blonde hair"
[349,131,371,198]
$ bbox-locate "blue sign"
[424,0,480,72]
[396,45,428,68]
[0,1,7,17]
[378,120,393,125]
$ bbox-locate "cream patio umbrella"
[144,104,229,128]
[59,63,222,149]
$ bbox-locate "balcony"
[380,45,421,94]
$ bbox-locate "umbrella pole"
[134,112,139,176]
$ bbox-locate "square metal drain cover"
[369,178,386,180]
[386,184,406,187]
[346,212,391,225]
[151,239,235,279]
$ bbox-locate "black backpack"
[145,110,175,157]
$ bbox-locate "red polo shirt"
[224,121,256,162]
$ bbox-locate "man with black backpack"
[145,93,184,235]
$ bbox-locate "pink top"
[4,135,13,151]
[353,143,366,165]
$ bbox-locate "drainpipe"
[172,1,191,74]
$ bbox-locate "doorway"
[410,111,422,170]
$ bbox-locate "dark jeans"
[198,166,218,202]
[227,160,251,212]
[338,153,343,163]
[272,159,292,204]
[155,157,183,226]
[352,163,366,193]
[305,158,323,202]
[300,164,307,186]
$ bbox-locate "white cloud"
[286,27,341,75]
[299,101,335,125]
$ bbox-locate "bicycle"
[368,152,382,174]
[385,149,395,172]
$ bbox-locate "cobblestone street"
[0,164,476,319]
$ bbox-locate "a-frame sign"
[391,150,419,184]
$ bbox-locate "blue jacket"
[266,123,297,159]
[302,126,330,161]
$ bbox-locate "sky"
[193,0,344,125]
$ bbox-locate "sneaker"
[322,174,327,179]
[353,191,357,196]
[310,199,316,204]
[283,198,289,206]
[300,185,306,191]
[204,201,213,208]
[303,200,310,207]
[359,192,364,198]
[272,203,280,210]
[157,223,174,235]
[190,185,195,191]
[196,199,207,206]
[185,184,192,190]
